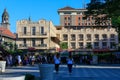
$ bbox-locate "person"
[66,54,74,74]
[31,55,35,65]
[54,53,61,73]
[17,54,22,66]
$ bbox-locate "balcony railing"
[63,38,68,41]
[71,38,75,41]
[79,39,83,41]
[20,32,47,36]
[110,38,115,41]
[71,46,76,49]
[86,38,91,41]
[94,38,99,41]
[102,38,107,41]
[19,44,27,47]
[39,44,47,47]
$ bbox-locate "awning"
[93,48,110,52]
[28,47,36,51]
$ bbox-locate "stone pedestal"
[0,61,6,72]
[38,64,54,80]
[0,74,25,80]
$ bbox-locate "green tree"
[86,0,120,49]
[60,42,68,49]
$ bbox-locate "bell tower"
[1,9,10,30]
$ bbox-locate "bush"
[25,74,35,80]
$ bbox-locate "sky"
[0,0,90,33]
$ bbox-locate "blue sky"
[0,0,90,33]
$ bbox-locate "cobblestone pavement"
[2,65,120,80]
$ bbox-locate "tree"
[86,0,120,43]
[60,42,68,49]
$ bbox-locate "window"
[23,38,26,47]
[64,17,67,20]
[102,42,107,48]
[23,27,27,34]
[86,42,92,49]
[102,34,107,41]
[94,42,99,48]
[87,34,91,41]
[63,34,68,41]
[68,23,70,26]
[41,39,44,44]
[32,39,35,47]
[94,42,99,47]
[71,42,75,49]
[78,23,81,26]
[78,17,81,20]
[110,42,116,49]
[32,27,36,35]
[95,34,99,40]
[64,23,67,26]
[41,26,44,34]
[79,42,83,48]
[110,34,115,38]
[79,34,83,41]
[68,17,71,20]
[71,34,75,41]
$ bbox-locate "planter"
[38,64,54,80]
[0,74,25,80]
[0,61,6,72]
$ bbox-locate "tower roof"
[2,9,9,17]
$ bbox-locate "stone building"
[56,6,118,51]
[16,19,59,52]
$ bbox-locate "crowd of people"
[2,52,93,74]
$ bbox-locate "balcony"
[63,38,68,41]
[94,46,99,49]
[71,38,75,41]
[19,32,48,38]
[39,44,47,47]
[40,32,47,36]
[79,39,83,41]
[86,38,91,41]
[94,38,99,41]
[71,46,76,49]
[18,44,28,49]
[110,38,115,41]
[102,38,107,41]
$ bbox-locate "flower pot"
[0,61,6,72]
[38,64,54,80]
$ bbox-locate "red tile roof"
[0,27,16,39]
[58,6,75,10]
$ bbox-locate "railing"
[19,32,47,36]
[71,38,75,41]
[86,38,91,41]
[63,38,68,41]
[79,39,83,41]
